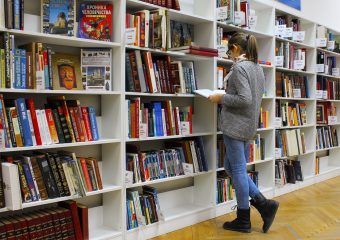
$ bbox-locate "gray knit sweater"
[220,60,265,141]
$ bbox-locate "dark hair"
[228,32,258,63]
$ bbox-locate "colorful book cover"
[14,98,33,146]
[88,106,99,141]
[41,0,75,36]
[52,53,82,90]
[78,3,113,41]
[170,20,194,49]
[81,48,112,91]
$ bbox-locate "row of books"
[275,160,303,186]
[126,186,162,230]
[138,0,180,10]
[1,151,102,205]
[249,134,265,162]
[5,1,113,42]
[126,98,192,138]
[0,33,112,91]
[216,0,255,28]
[275,101,308,127]
[216,66,229,90]
[316,126,338,150]
[317,52,337,76]
[275,129,306,157]
[275,72,309,98]
[216,172,234,204]
[0,95,99,149]
[126,50,197,94]
[317,76,340,100]
[276,42,306,71]
[275,15,301,39]
[259,108,269,129]
[316,102,336,125]
[316,26,340,52]
[126,138,208,183]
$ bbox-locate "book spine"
[26,111,37,146]
[0,95,11,148]
[88,106,99,141]
[14,49,21,88]
[54,156,70,196]
[61,101,76,143]
[29,157,48,200]
[68,107,80,142]
[73,106,86,142]
[81,107,93,141]
[92,159,103,190]
[86,161,98,191]
[5,108,17,148]
[45,109,59,144]
[20,49,26,89]
[57,106,72,143]
[25,52,33,89]
[37,157,60,198]
[15,98,33,146]
[22,163,38,201]
[46,154,65,197]
[43,50,49,90]
[13,0,20,29]
[3,33,11,88]
[79,159,93,192]
[16,162,32,203]
[0,165,5,208]
[52,109,66,144]
[47,47,53,90]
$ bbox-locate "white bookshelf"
[0,0,340,239]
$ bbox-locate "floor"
[151,176,340,240]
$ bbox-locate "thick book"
[41,0,75,36]
[45,153,66,197]
[77,203,89,240]
[26,155,48,200]
[5,107,18,148]
[78,158,93,192]
[36,155,60,198]
[78,3,113,41]
[15,160,32,203]
[58,200,83,240]
[45,109,60,144]
[22,163,39,201]
[80,107,93,141]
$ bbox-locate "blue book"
[44,50,49,90]
[22,163,38,201]
[153,102,163,136]
[88,106,99,141]
[14,0,20,29]
[20,49,26,89]
[304,77,309,98]
[15,98,33,146]
[126,200,131,230]
[14,49,21,89]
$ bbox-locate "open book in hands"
[194,89,226,98]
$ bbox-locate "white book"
[26,111,37,146]
[132,191,146,225]
[62,163,76,196]
[135,50,147,92]
[40,109,53,145]
[161,109,167,136]
[175,107,182,135]
[296,129,303,154]
[2,163,22,210]
[189,141,200,173]
[194,89,226,98]
[35,110,47,145]
[172,61,186,93]
[23,156,41,200]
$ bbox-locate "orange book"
[134,16,140,46]
[89,158,103,190]
[130,102,136,138]
[79,158,93,192]
[45,109,59,144]
[293,108,298,126]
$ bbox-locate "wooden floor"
[152,176,340,240]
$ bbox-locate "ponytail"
[228,32,259,63]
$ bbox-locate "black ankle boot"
[223,208,251,233]
[250,192,279,233]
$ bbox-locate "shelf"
[126,171,212,188]
[0,138,120,153]
[217,128,273,135]
[275,37,314,49]
[316,99,340,102]
[216,199,236,207]
[276,124,314,130]
[216,57,273,69]
[7,29,121,48]
[126,0,213,24]
[276,97,314,101]
[126,132,214,142]
[0,208,8,213]
[125,92,195,98]
[316,145,340,152]
[216,21,273,38]
[317,48,340,58]
[318,166,340,176]
[126,45,213,61]
[216,167,224,171]
[275,150,315,160]
[216,158,274,170]
[276,67,315,75]
[162,204,213,222]
[262,96,275,99]
[90,228,122,240]
[317,73,340,80]
[22,185,122,209]
[0,89,121,95]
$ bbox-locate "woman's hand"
[208,94,224,104]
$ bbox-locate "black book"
[195,137,208,171]
[36,155,60,198]
[285,163,296,184]
[51,108,66,143]
[292,161,304,181]
[4,0,13,29]
[45,153,66,197]
[52,153,71,196]
[5,108,17,148]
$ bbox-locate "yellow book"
[265,111,269,128]
[293,108,298,126]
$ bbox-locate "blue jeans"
[223,135,260,209]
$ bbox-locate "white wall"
[257,0,340,33]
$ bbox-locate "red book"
[22,215,38,240]
[188,49,218,57]
[79,158,93,192]
[58,201,83,240]
[63,208,76,239]
[81,107,93,141]
[2,218,16,240]
[8,218,22,240]
[73,107,87,142]
[15,217,29,240]
[47,209,62,239]
[188,106,193,134]
[68,107,80,142]
[130,102,136,138]
[77,203,89,240]
[135,12,145,48]
[45,109,59,144]
[173,107,179,135]
[166,0,172,8]
[0,221,7,240]
[26,98,42,145]
[55,208,69,239]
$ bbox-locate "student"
[209,32,279,233]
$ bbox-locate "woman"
[209,32,279,233]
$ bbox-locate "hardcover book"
[52,53,82,90]
[81,49,112,91]
[41,0,75,36]
[78,3,113,41]
[169,20,194,49]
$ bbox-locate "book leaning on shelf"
[126,98,193,139]
[0,33,112,90]
[126,186,163,230]
[1,151,103,204]
[275,159,303,186]
[126,137,208,184]
[275,129,306,158]
[0,94,100,149]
